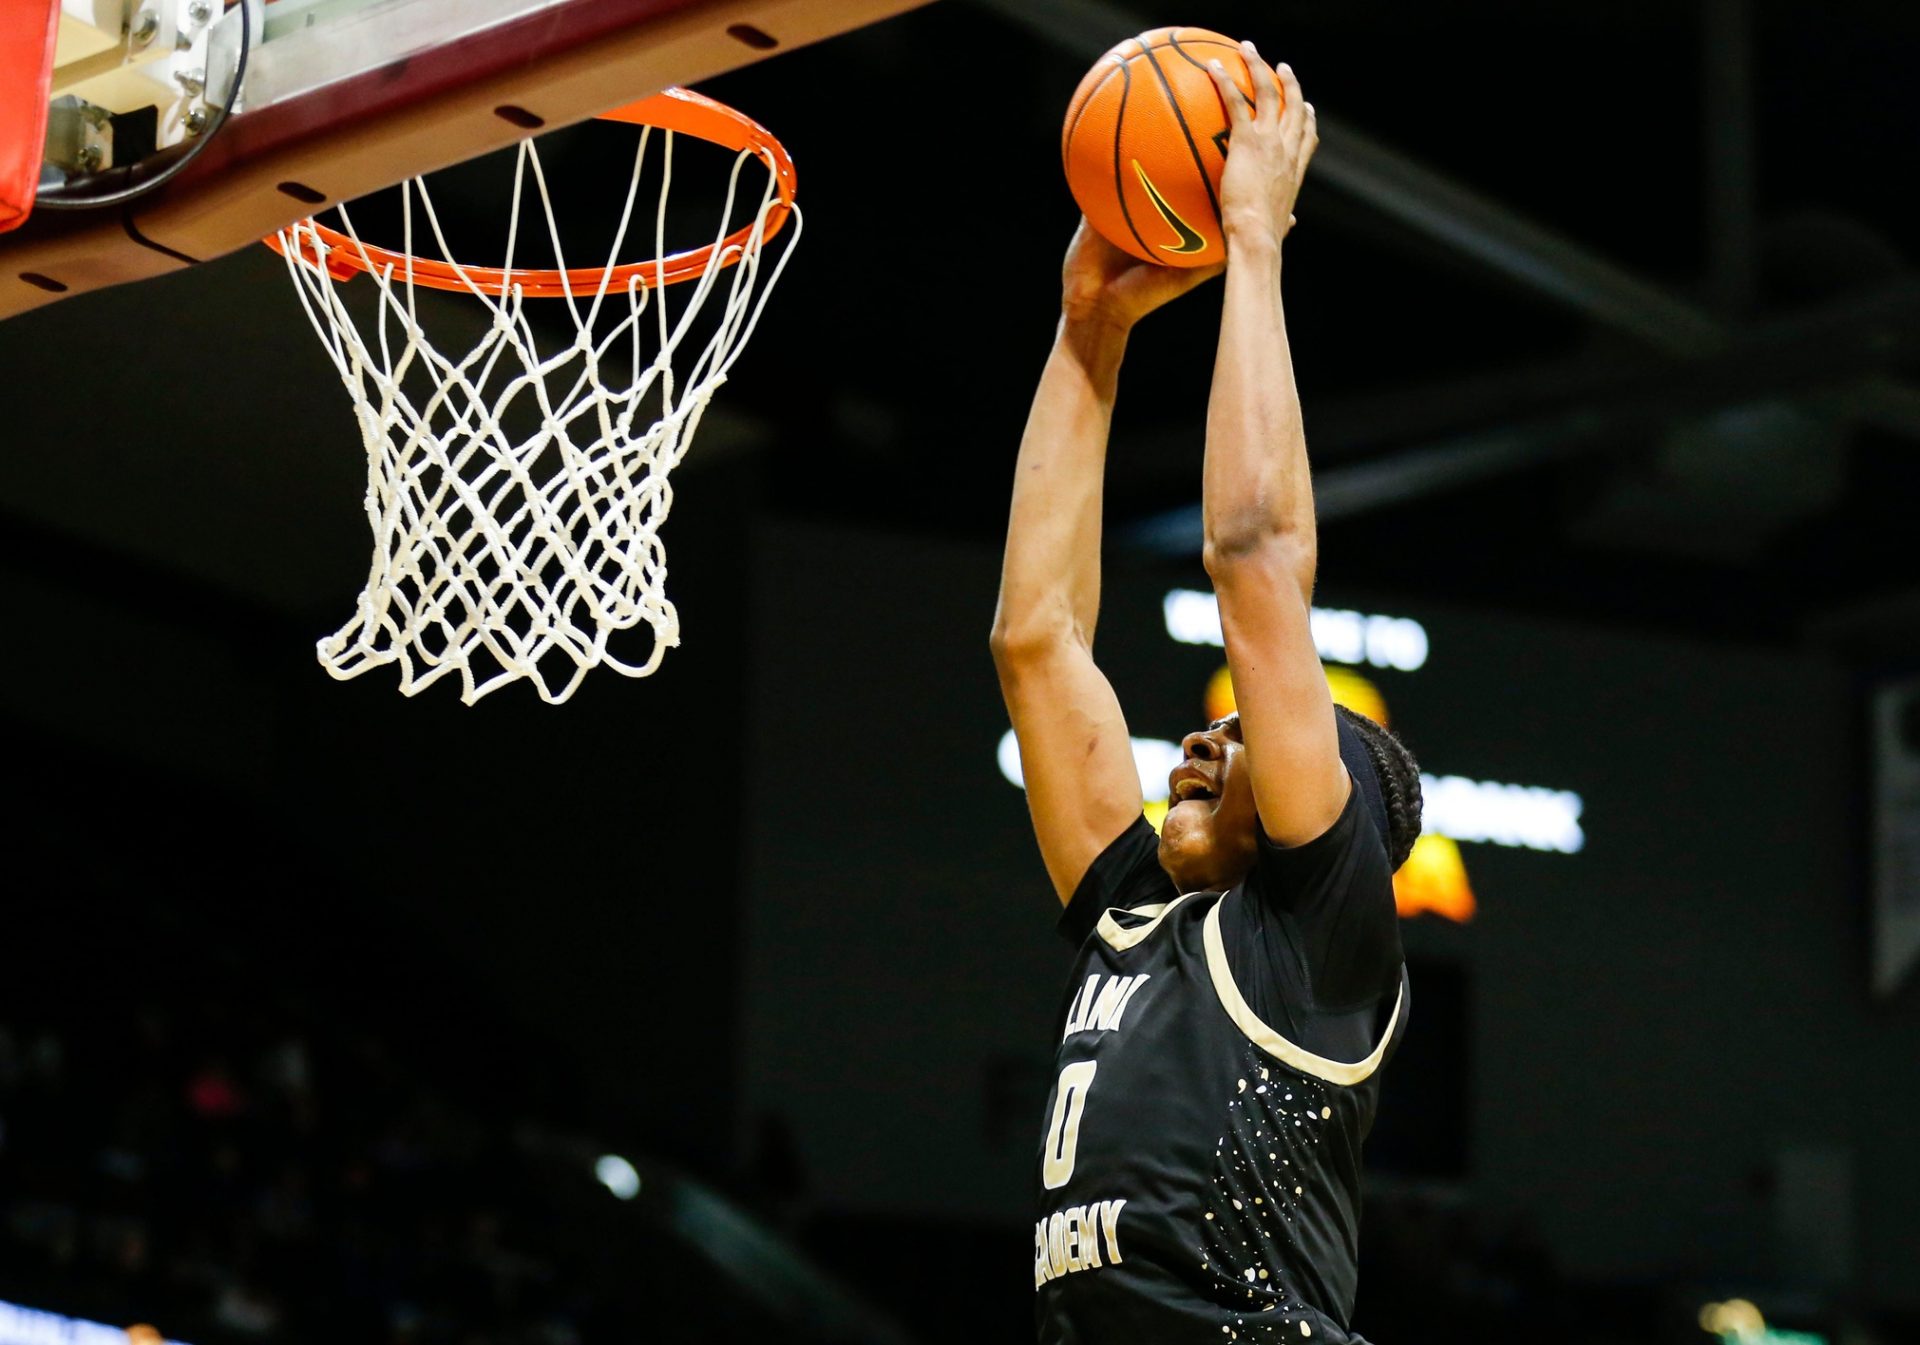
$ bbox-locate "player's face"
[1158,714,1261,893]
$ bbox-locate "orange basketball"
[1062,27,1262,268]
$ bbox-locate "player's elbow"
[988,623,1029,666]
[990,614,1078,668]
[1201,525,1314,592]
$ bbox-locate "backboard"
[0,0,929,319]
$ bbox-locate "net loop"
[274,92,798,704]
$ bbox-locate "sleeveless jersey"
[1032,736,1407,1345]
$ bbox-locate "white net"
[277,123,798,703]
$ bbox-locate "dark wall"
[741,518,1918,1310]
[1385,590,1891,1296]
[739,520,1058,1220]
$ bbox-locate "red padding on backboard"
[1,0,62,234]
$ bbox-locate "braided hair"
[1334,703,1423,872]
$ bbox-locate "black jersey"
[1033,718,1407,1345]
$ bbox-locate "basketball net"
[276,107,798,704]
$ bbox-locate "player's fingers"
[1207,59,1253,125]
[1274,61,1305,133]
[1156,260,1224,302]
[1240,40,1282,124]
[1185,260,1227,290]
[1061,215,1092,266]
[1289,98,1317,157]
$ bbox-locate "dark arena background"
[5,3,1920,1345]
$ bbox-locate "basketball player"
[991,49,1422,1345]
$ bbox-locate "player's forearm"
[991,316,1128,655]
[1200,237,1315,592]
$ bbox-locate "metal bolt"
[130,9,159,46]
[175,68,205,95]
[187,0,212,23]
[76,145,104,172]
[184,107,210,135]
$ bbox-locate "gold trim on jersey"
[1201,897,1403,1086]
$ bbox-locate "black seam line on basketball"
[1159,36,1243,56]
[1147,37,1223,233]
[1064,61,1121,166]
[1165,37,1252,165]
[1110,54,1155,263]
[1166,38,1250,96]
[120,206,200,266]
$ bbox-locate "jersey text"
[1033,1198,1126,1290]
[1061,974,1150,1042]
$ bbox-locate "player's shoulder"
[1253,775,1382,880]
[1057,815,1179,946]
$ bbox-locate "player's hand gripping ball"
[1062,27,1265,268]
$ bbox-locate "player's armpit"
[993,636,1145,905]
[1208,537,1350,848]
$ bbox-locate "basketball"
[1062,27,1263,268]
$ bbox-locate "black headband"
[1336,710,1392,846]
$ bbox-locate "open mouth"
[1170,775,1218,805]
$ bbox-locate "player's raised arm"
[1197,50,1348,848]
[992,222,1221,902]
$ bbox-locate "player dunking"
[992,50,1422,1345]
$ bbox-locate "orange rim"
[264,87,795,298]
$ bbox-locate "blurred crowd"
[0,996,739,1345]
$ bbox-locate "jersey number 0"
[1042,1061,1097,1189]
